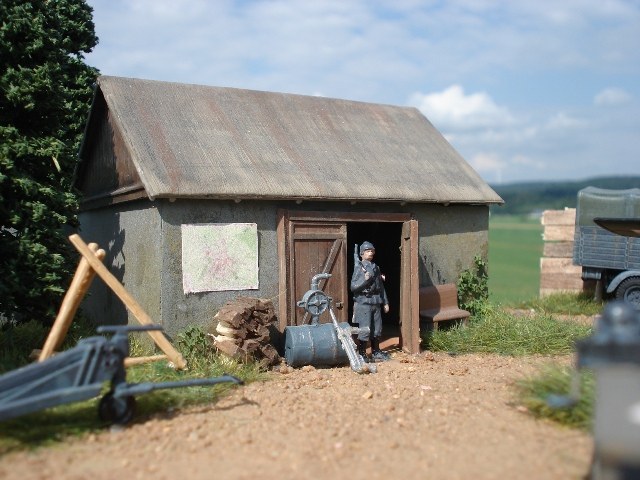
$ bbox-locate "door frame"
[277,209,421,353]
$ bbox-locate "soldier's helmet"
[359,241,375,255]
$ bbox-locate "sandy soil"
[0,349,593,480]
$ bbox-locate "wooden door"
[400,219,420,352]
[287,220,348,326]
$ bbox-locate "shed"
[75,75,503,353]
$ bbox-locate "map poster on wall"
[181,223,259,294]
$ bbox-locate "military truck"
[573,187,640,309]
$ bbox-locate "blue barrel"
[284,323,350,367]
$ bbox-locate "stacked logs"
[208,296,280,366]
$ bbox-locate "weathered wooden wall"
[540,208,584,296]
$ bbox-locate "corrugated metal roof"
[83,75,502,204]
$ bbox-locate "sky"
[83,0,640,185]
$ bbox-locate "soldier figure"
[351,241,390,362]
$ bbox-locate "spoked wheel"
[98,392,136,425]
[615,276,640,310]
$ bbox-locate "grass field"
[488,214,543,305]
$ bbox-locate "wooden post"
[38,243,106,361]
[124,355,168,367]
[68,234,187,370]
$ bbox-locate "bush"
[0,312,99,373]
[0,319,49,372]
[457,255,489,317]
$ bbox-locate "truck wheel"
[615,277,640,310]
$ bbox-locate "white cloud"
[594,88,633,107]
[545,111,588,130]
[409,85,515,131]
[469,152,547,184]
[469,152,511,184]
[471,152,505,172]
[84,0,640,183]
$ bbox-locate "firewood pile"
[208,297,280,366]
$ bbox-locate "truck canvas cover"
[573,187,640,270]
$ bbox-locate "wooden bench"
[419,284,470,331]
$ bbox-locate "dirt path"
[0,351,592,480]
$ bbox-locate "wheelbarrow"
[0,324,243,424]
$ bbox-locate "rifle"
[352,243,375,293]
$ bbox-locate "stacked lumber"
[540,208,584,296]
[209,297,280,366]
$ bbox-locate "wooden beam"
[541,208,576,226]
[542,225,575,242]
[288,210,412,223]
[542,241,575,258]
[276,209,289,332]
[68,234,187,370]
[39,243,106,362]
[124,355,168,367]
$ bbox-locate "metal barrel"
[284,322,351,367]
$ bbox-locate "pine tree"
[0,0,99,321]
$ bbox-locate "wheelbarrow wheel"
[98,392,136,425]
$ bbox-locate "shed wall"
[157,200,281,335]
[78,199,488,336]
[413,204,490,287]
[78,201,162,327]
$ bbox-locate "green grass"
[516,364,594,430]
[423,304,592,356]
[515,291,603,317]
[489,214,543,305]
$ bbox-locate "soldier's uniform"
[350,241,390,362]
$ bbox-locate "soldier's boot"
[371,337,390,362]
[357,340,370,363]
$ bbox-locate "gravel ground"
[0,350,593,480]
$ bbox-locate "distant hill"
[489,176,640,215]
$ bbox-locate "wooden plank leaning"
[38,242,106,362]
[68,234,187,370]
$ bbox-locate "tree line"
[490,176,640,216]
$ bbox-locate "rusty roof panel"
[80,76,502,204]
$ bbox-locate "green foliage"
[516,364,594,430]
[177,325,213,361]
[125,346,264,418]
[457,255,489,317]
[490,175,640,216]
[0,0,99,322]
[516,291,603,317]
[488,215,542,305]
[0,313,97,373]
[0,319,49,372]
[423,306,592,356]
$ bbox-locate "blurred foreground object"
[577,301,640,479]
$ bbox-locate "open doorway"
[277,209,419,353]
[347,222,402,343]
